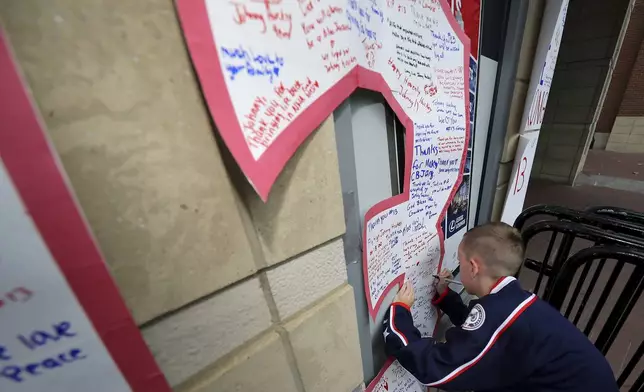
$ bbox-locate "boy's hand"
[394,282,415,308]
[434,269,454,294]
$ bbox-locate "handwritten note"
[0,163,130,392]
[366,359,426,392]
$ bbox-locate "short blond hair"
[460,222,525,277]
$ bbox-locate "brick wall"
[618,39,644,115]
[596,0,644,134]
[605,1,644,153]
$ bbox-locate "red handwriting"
[322,46,358,73]
[244,78,320,150]
[527,89,548,128]
[298,0,314,16]
[364,40,382,69]
[390,73,432,113]
[0,287,34,309]
[232,0,293,39]
[514,157,528,194]
[388,57,403,80]
[304,5,349,49]
[424,84,438,96]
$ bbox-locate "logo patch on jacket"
[462,304,486,331]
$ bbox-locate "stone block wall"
[530,0,630,182]
[606,117,644,152]
[1,1,364,391]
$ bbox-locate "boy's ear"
[470,257,481,277]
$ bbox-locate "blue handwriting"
[220,45,285,83]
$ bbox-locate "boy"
[383,222,618,391]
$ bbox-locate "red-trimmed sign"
[0,31,169,392]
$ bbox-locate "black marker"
[432,274,463,286]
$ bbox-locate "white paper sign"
[0,161,131,392]
[521,0,569,131]
[500,132,539,225]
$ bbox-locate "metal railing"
[548,245,644,392]
[515,205,644,391]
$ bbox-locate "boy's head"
[457,222,525,296]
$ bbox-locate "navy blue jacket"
[383,276,618,391]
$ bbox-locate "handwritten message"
[178,0,471,389]
[0,162,130,391]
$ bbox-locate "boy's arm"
[383,303,528,391]
[431,287,469,326]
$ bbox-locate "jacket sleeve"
[432,287,469,326]
[383,303,528,391]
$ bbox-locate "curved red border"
[0,32,169,391]
[177,0,470,321]
[361,0,471,320]
[176,0,358,200]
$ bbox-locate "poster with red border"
[176,1,470,391]
[0,31,170,392]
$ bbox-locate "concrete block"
[608,134,629,144]
[352,383,367,392]
[553,105,591,124]
[611,125,633,135]
[545,145,579,161]
[632,126,644,135]
[541,159,573,178]
[266,237,347,320]
[500,81,529,161]
[625,144,644,153]
[592,132,609,150]
[548,125,585,146]
[634,118,644,126]
[606,143,628,153]
[516,0,546,81]
[539,173,568,183]
[497,162,514,186]
[542,105,556,124]
[237,117,346,266]
[531,157,544,178]
[491,183,509,222]
[284,285,363,392]
[615,117,636,126]
[176,332,298,392]
[142,278,272,386]
[559,38,611,63]
[553,68,603,89]
[628,134,644,145]
[557,88,597,107]
[1,0,259,324]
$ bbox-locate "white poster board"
[500,132,540,225]
[0,162,131,391]
[175,1,471,389]
[521,0,569,132]
[0,31,170,391]
[501,0,569,223]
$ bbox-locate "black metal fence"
[515,205,644,392]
